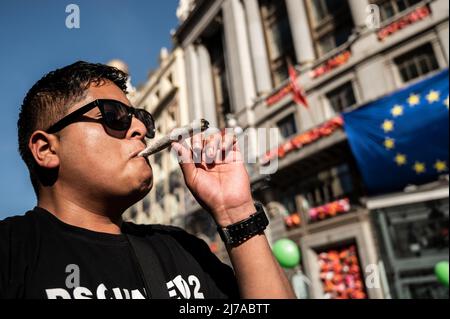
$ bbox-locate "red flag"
[288,63,309,108]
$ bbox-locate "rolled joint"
[138,119,210,157]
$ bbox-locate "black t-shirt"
[0,207,239,299]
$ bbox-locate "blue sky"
[0,0,179,219]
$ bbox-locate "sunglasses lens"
[102,101,131,131]
[99,100,155,138]
[136,110,156,139]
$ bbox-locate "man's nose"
[128,115,148,140]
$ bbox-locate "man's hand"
[171,129,255,227]
[172,129,296,299]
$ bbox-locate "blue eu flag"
[343,70,449,195]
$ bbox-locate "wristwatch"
[217,202,269,247]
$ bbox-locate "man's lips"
[130,150,151,167]
[130,148,146,159]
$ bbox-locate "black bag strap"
[125,230,170,299]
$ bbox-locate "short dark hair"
[17,61,128,196]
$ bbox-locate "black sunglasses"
[46,99,156,139]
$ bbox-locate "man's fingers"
[171,141,196,181]
[191,132,204,163]
[187,128,241,165]
[220,132,241,163]
[221,133,237,153]
[203,133,221,164]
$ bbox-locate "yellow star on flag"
[426,90,440,104]
[434,160,448,173]
[413,162,426,174]
[395,154,407,166]
[382,120,394,133]
[445,96,449,109]
[408,94,420,107]
[384,138,395,150]
[391,105,404,117]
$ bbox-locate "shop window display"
[309,198,351,222]
[385,202,449,259]
[280,163,359,228]
[373,198,449,298]
[282,188,302,229]
[317,243,367,299]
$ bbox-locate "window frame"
[326,81,358,113]
[276,112,299,140]
[393,42,440,84]
[204,23,233,129]
[371,0,424,21]
[259,0,297,87]
[305,0,355,57]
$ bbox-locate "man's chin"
[130,178,153,201]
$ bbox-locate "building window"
[316,242,368,299]
[394,43,439,83]
[326,82,357,113]
[302,164,356,208]
[404,275,449,299]
[373,0,422,21]
[277,113,298,140]
[311,0,343,23]
[373,198,449,299]
[279,163,357,212]
[382,202,448,259]
[260,0,297,86]
[281,185,299,215]
[205,23,232,129]
[307,0,355,57]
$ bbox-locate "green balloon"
[435,261,449,287]
[273,239,301,269]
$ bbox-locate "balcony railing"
[377,1,433,41]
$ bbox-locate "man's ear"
[29,131,61,169]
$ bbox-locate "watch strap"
[217,203,269,247]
